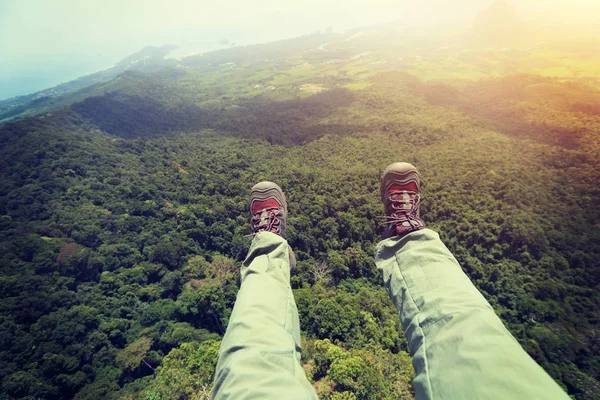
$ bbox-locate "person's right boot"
[381,162,425,239]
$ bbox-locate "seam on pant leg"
[394,251,434,400]
[260,350,296,375]
[414,313,433,400]
[285,284,316,399]
[284,286,292,332]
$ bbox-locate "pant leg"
[375,229,569,400]
[212,231,318,400]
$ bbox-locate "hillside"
[0,22,599,400]
[0,45,180,125]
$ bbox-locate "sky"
[1,0,599,100]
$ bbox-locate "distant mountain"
[0,32,349,126]
[115,44,179,69]
[0,45,179,124]
[472,0,522,46]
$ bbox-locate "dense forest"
[0,20,599,400]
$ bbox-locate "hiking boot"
[381,162,424,239]
[250,181,288,238]
[250,181,296,269]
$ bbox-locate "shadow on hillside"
[70,89,359,145]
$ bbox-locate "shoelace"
[246,208,283,237]
[380,191,421,226]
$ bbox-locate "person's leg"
[212,182,317,400]
[376,230,568,399]
[377,163,568,400]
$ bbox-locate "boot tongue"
[251,198,281,215]
[389,182,418,193]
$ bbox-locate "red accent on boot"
[389,182,418,193]
[251,198,282,214]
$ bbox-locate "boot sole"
[381,162,420,199]
[249,181,294,269]
[250,181,288,217]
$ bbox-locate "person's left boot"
[249,181,295,269]
[381,162,425,239]
[250,181,288,238]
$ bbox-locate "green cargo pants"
[213,230,569,399]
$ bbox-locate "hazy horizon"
[1,0,599,101]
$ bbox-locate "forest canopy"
[0,23,599,400]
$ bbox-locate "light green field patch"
[343,82,372,91]
[527,49,600,78]
[534,66,575,78]
[322,69,341,77]
[342,64,371,77]
[406,59,489,81]
[269,67,319,86]
[558,59,600,77]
